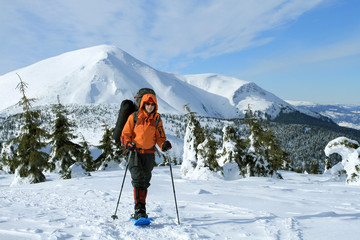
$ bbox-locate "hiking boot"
[132,202,148,220]
[131,209,148,220]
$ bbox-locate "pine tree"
[172,155,178,165]
[197,131,221,172]
[48,96,83,179]
[261,127,290,175]
[182,105,220,176]
[10,73,49,184]
[181,106,206,176]
[159,153,170,166]
[159,153,179,166]
[219,125,249,179]
[95,123,122,170]
[243,106,288,178]
[79,135,94,172]
[185,105,206,151]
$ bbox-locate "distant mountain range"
[0,45,357,129]
[287,101,360,130]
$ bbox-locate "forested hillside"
[1,104,359,174]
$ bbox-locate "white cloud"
[240,35,360,76]
[144,0,326,59]
[0,0,326,74]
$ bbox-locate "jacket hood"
[140,93,158,112]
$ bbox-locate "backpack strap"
[155,114,160,128]
[133,110,139,127]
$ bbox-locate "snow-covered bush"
[0,141,16,173]
[69,162,90,178]
[97,159,126,171]
[324,162,347,181]
[325,137,360,185]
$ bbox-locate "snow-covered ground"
[1,166,360,240]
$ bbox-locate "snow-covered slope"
[1,167,360,240]
[0,45,317,119]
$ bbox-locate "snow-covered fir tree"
[242,106,288,178]
[217,125,249,179]
[181,106,221,179]
[95,123,123,170]
[9,74,49,184]
[197,130,221,173]
[48,96,83,179]
[181,106,203,176]
[78,135,95,172]
[261,125,290,173]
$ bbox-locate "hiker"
[121,92,172,219]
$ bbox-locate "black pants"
[128,152,156,189]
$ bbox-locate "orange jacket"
[121,93,167,153]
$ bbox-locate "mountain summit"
[1,45,307,119]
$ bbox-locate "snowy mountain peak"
[232,82,295,113]
[0,45,156,110]
[1,44,316,120]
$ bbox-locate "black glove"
[161,140,172,152]
[126,141,136,151]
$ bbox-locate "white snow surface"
[1,44,307,119]
[1,168,360,240]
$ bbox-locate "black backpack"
[112,88,157,144]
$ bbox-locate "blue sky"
[1,0,359,104]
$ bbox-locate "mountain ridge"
[0,44,339,122]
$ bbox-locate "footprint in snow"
[197,189,212,195]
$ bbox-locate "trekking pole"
[168,155,180,225]
[111,151,132,220]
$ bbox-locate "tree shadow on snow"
[181,215,277,227]
[295,211,360,220]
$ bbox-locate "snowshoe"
[130,216,152,226]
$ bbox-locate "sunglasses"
[145,102,155,106]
